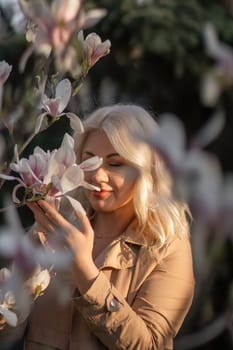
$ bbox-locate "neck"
[92,209,136,239]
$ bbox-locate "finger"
[27,202,46,216]
[45,196,60,210]
[74,210,93,236]
[35,216,55,233]
[27,203,55,233]
[28,202,55,232]
[37,200,71,230]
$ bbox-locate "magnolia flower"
[25,267,51,300]
[147,111,232,226]
[0,208,72,328]
[0,146,53,203]
[19,0,107,56]
[0,204,69,285]
[0,269,17,328]
[0,60,12,85]
[78,31,111,74]
[19,0,82,55]
[35,78,84,133]
[201,23,233,106]
[0,133,102,213]
[0,266,50,327]
[0,204,38,275]
[0,60,12,110]
[42,133,102,213]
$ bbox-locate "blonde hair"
[74,104,190,248]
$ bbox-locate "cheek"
[119,169,138,190]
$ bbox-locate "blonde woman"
[2,104,195,350]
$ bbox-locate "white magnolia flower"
[25,267,51,299]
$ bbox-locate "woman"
[1,104,194,349]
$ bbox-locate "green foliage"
[88,0,233,77]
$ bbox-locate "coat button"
[108,297,120,312]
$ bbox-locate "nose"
[90,166,109,184]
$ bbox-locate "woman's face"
[81,130,139,216]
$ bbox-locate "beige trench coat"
[2,228,195,350]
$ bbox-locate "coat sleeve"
[73,237,195,350]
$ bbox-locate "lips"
[92,189,112,199]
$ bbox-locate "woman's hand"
[27,200,99,294]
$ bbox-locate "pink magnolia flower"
[19,0,107,55]
[40,79,72,117]
[10,147,52,186]
[0,146,53,203]
[35,78,83,133]
[43,133,102,213]
[19,0,81,53]
[78,31,111,73]
[0,133,102,213]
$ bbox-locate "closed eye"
[109,163,122,167]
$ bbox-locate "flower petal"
[66,113,84,133]
[12,183,26,204]
[80,156,102,171]
[192,109,225,148]
[65,195,86,216]
[59,165,84,193]
[61,133,75,150]
[35,112,47,133]
[0,233,18,256]
[0,174,19,181]
[0,268,11,282]
[55,79,72,113]
[81,180,100,192]
[0,306,17,327]
[26,268,51,296]
[0,61,12,85]
[54,0,82,22]
[83,9,107,29]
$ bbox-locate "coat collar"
[95,226,147,270]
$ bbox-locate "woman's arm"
[74,237,195,350]
[27,200,194,350]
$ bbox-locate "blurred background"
[0,1,233,349]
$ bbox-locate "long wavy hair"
[73,104,190,248]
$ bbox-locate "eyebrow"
[83,151,120,158]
